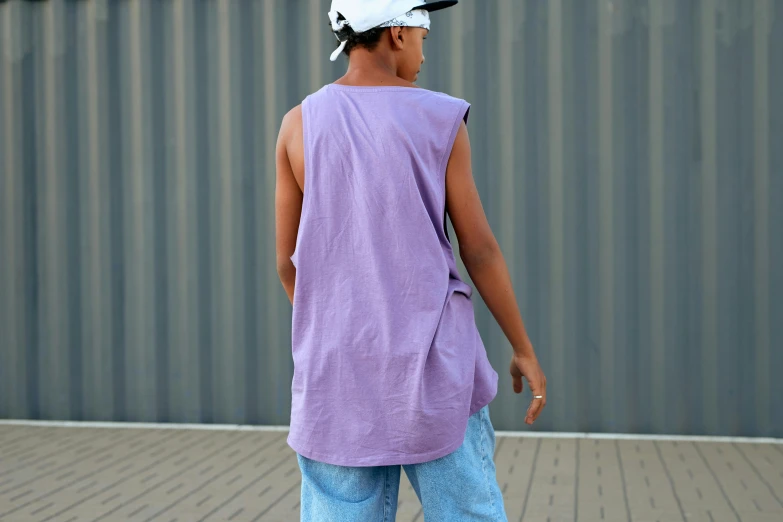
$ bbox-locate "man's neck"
[334,51,413,88]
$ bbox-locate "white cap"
[328,0,458,61]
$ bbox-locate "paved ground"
[0,425,781,522]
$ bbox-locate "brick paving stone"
[0,425,780,522]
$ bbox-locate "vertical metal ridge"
[0,5,7,418]
[308,0,325,93]
[448,0,465,100]
[769,0,783,439]
[124,0,158,421]
[212,0,247,423]
[700,0,719,435]
[598,0,616,432]
[497,0,515,270]
[249,0,270,423]
[0,0,26,418]
[167,0,201,423]
[752,0,771,436]
[39,0,71,419]
[648,0,667,433]
[610,0,630,434]
[561,0,581,431]
[261,0,282,423]
[547,0,566,430]
[79,0,114,420]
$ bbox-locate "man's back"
[285,83,498,467]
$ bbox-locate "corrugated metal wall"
[1,0,781,436]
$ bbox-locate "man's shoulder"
[416,88,468,106]
[413,90,470,125]
[280,104,303,134]
[282,104,303,124]
[277,104,303,154]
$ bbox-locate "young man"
[275,1,547,519]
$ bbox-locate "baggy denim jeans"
[297,405,508,521]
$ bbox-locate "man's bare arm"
[445,121,547,424]
[275,106,303,304]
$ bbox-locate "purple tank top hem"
[288,83,498,467]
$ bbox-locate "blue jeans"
[297,405,507,521]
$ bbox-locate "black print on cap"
[378,11,427,28]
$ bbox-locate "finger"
[525,402,538,424]
[525,384,545,421]
[509,361,523,394]
[512,374,523,394]
[525,400,537,424]
[526,395,546,424]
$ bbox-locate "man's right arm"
[445,121,547,425]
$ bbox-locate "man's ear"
[389,26,405,50]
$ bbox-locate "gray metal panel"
[0,0,781,436]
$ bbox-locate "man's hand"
[510,353,547,425]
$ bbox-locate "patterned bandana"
[329,9,431,62]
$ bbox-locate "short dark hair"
[333,14,387,57]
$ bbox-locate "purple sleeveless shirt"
[287,84,498,467]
